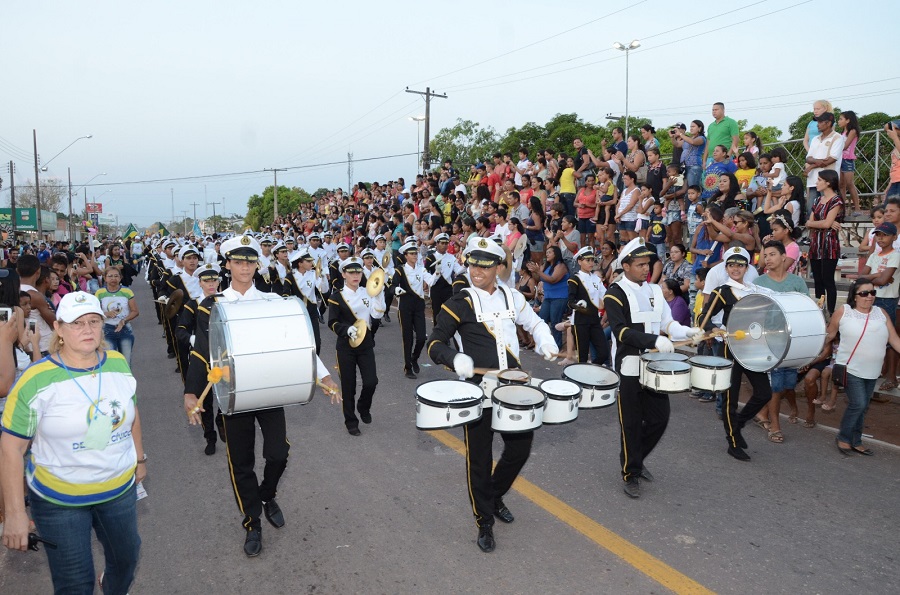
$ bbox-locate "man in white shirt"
[805,112,844,209]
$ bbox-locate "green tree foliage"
[429,118,500,167]
[244,185,312,229]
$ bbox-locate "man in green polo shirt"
[703,102,740,164]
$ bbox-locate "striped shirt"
[1,351,137,506]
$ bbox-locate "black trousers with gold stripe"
[616,376,670,482]
[222,408,290,532]
[573,319,609,365]
[336,345,378,430]
[463,411,533,528]
[398,296,426,371]
[723,360,772,447]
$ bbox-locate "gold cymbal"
[349,319,367,348]
[366,268,385,296]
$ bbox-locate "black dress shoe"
[167,353,176,359]
[405,370,417,379]
[728,446,751,461]
[204,440,216,456]
[477,526,495,553]
[411,361,420,374]
[348,426,361,436]
[263,500,285,528]
[639,467,654,482]
[383,313,391,323]
[243,528,262,557]
[493,500,514,523]
[360,412,372,424]
[623,477,641,499]
[734,430,748,449]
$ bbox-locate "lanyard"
[59,353,104,419]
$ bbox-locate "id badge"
[83,413,113,450]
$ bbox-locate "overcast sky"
[1,0,896,227]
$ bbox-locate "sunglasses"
[856,290,877,298]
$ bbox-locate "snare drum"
[491,385,546,433]
[498,369,531,385]
[209,296,316,414]
[561,363,620,409]
[481,369,529,408]
[688,356,733,392]
[539,379,581,424]
[643,361,692,394]
[639,353,688,387]
[416,380,484,430]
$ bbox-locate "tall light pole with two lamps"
[409,115,426,173]
[35,132,93,239]
[612,40,640,136]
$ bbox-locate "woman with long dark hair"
[762,175,807,229]
[806,169,844,313]
[839,110,862,214]
[674,120,707,188]
[527,245,569,347]
[710,172,742,210]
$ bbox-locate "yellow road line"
[429,429,715,595]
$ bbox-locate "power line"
[410,1,648,87]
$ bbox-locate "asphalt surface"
[2,275,899,594]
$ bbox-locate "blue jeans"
[539,297,567,347]
[30,484,141,595]
[685,165,703,188]
[104,323,135,366]
[838,374,876,447]
[560,193,576,218]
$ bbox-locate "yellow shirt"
[692,292,704,325]
[559,168,576,194]
[735,167,754,189]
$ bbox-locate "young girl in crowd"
[764,146,788,191]
[839,110,862,214]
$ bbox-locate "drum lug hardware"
[590,388,595,403]
[569,399,575,412]
[446,407,451,422]
[416,402,420,413]
[497,406,502,418]
[530,409,535,422]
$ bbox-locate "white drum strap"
[617,281,664,333]
[464,286,516,371]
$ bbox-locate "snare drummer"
[328,256,385,436]
[698,246,774,462]
[603,238,702,499]
[567,246,610,365]
[427,235,557,553]
[183,234,340,557]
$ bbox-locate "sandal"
[557,358,575,367]
[878,380,897,391]
[788,412,799,424]
[768,430,784,443]
[821,403,836,412]
[812,398,824,405]
[803,420,817,428]
[753,417,771,431]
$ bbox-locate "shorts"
[577,218,596,234]
[618,220,637,232]
[770,367,798,393]
[874,296,899,326]
[887,181,900,200]
[840,158,856,173]
[664,209,682,225]
[808,359,829,373]
[635,218,649,232]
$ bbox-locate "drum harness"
[462,285,517,372]
[616,279,664,378]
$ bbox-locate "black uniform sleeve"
[698,287,730,332]
[184,295,216,396]
[567,277,580,310]
[175,300,197,345]
[327,296,351,339]
[426,296,463,370]
[603,285,658,351]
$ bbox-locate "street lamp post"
[33,132,93,240]
[409,115,426,173]
[612,40,640,136]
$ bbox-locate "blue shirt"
[542,262,569,299]
[806,120,820,144]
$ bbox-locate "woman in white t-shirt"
[615,170,641,243]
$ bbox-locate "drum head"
[498,369,530,384]
[726,293,825,372]
[688,356,732,369]
[562,364,620,389]
[209,309,235,412]
[646,361,691,374]
[640,352,689,363]
[492,385,545,408]
[539,379,581,399]
[416,380,483,407]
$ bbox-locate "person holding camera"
[885,122,900,201]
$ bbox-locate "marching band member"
[285,236,299,262]
[393,241,438,379]
[328,256,385,436]
[329,243,352,293]
[567,246,610,365]
[271,240,291,281]
[163,245,204,380]
[427,235,557,553]
[603,238,702,499]
[697,246,775,462]
[176,262,224,455]
[322,230,338,264]
[184,235,340,557]
[372,235,395,323]
[425,232,465,324]
[257,235,274,269]
[286,249,327,354]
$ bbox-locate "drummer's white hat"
[340,257,364,272]
[360,248,376,259]
[291,248,313,265]
[221,235,261,261]
[575,246,595,260]
[178,245,199,260]
[399,242,418,254]
[272,240,287,253]
[619,237,654,263]
[462,235,504,267]
[194,262,221,279]
[434,233,450,243]
[725,247,751,265]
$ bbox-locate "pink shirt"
[842,131,857,160]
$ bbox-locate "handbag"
[833,311,868,387]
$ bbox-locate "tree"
[13,177,65,212]
[737,119,783,150]
[244,185,313,229]
[428,118,500,168]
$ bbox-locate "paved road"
[2,277,898,594]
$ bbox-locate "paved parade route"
[2,277,898,594]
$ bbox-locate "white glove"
[655,336,674,353]
[346,326,358,340]
[189,335,195,347]
[576,300,588,309]
[685,327,703,337]
[453,353,475,378]
[540,344,558,362]
[395,287,406,296]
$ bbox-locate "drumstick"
[316,379,342,400]
[189,367,226,416]
[473,367,501,377]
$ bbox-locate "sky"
[1,0,897,228]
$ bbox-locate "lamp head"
[629,40,641,49]
[613,42,624,50]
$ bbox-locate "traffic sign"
[86,203,103,214]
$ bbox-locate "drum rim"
[497,369,531,385]
[539,379,582,400]
[416,379,483,409]
[646,361,691,374]
[688,356,734,370]
[561,363,620,390]
[640,352,689,362]
[491,386,547,409]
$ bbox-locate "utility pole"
[33,129,43,239]
[68,167,74,242]
[180,210,189,236]
[170,188,175,228]
[189,201,200,223]
[7,162,16,237]
[347,152,353,193]
[405,86,447,172]
[264,168,287,221]
[208,201,221,233]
